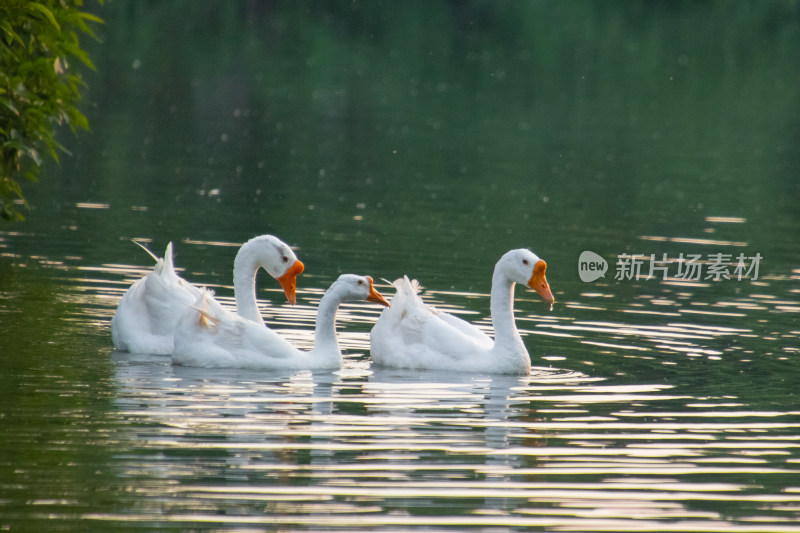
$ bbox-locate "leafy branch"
[1,0,102,221]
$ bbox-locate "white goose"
[369,249,554,375]
[172,274,390,370]
[111,235,303,354]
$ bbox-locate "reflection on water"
[78,348,800,531]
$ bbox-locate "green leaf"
[26,3,61,33]
[21,146,42,167]
[62,41,95,70]
[24,169,39,183]
[68,108,89,131]
[78,11,104,25]
[0,97,19,116]
[1,21,24,46]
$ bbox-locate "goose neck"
[233,252,264,325]
[312,289,342,359]
[489,270,523,350]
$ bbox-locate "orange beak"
[365,276,391,307]
[277,259,304,305]
[527,260,554,306]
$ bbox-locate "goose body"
[111,242,201,354]
[111,235,303,354]
[369,249,554,375]
[172,274,390,370]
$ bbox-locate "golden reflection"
[181,238,242,247]
[622,308,681,317]
[705,216,747,223]
[661,279,712,288]
[638,235,748,247]
[565,303,608,311]
[680,308,746,318]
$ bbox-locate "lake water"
[2,2,800,531]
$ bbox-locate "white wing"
[172,289,300,369]
[371,276,493,369]
[111,242,200,354]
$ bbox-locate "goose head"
[330,274,391,307]
[497,249,555,306]
[237,235,305,304]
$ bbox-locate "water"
[2,2,800,531]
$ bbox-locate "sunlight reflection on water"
[99,349,800,531]
[4,230,800,531]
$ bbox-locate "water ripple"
[4,229,800,532]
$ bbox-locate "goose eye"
[522,259,529,266]
[281,255,288,263]
[358,279,364,285]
